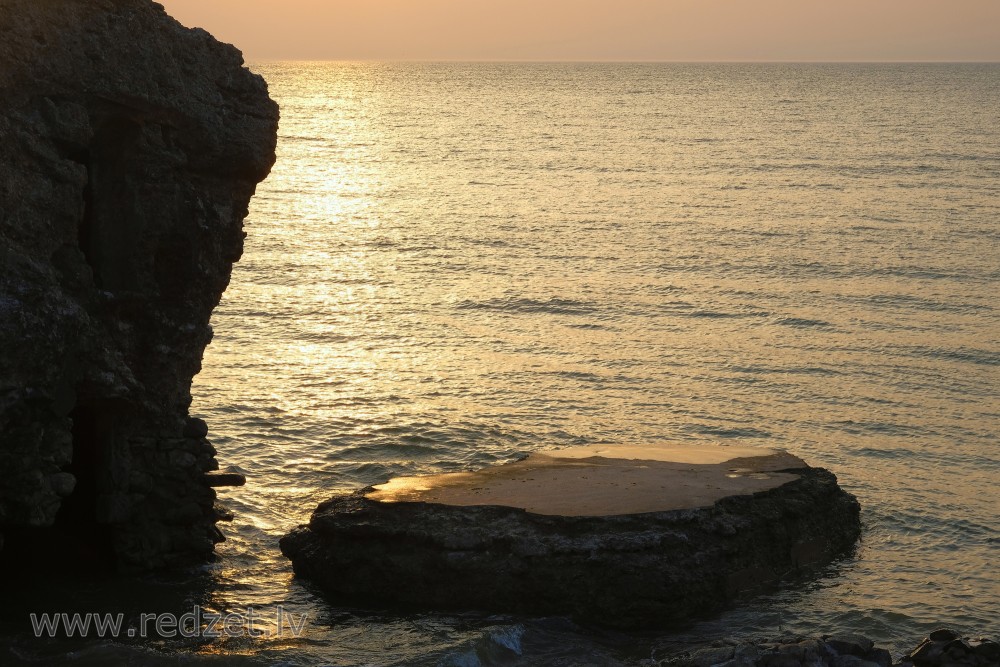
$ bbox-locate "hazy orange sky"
[157,0,1000,62]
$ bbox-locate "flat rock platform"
[280,444,861,628]
[368,444,807,515]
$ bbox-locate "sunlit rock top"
[369,444,808,515]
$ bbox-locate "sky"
[157,0,1000,62]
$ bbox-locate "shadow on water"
[0,563,224,665]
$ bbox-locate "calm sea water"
[7,63,1000,666]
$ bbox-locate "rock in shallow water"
[0,0,277,570]
[660,631,1000,667]
[281,444,861,628]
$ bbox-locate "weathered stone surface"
[280,445,861,628]
[0,0,277,569]
[657,632,998,667]
[365,444,810,515]
[899,630,1000,667]
[203,472,246,487]
[969,638,1000,662]
[828,635,877,658]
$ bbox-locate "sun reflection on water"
[188,62,1000,662]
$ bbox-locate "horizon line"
[243,58,1000,65]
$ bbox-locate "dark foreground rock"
[655,629,1000,667]
[0,0,277,569]
[281,445,861,628]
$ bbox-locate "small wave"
[904,345,1000,367]
[436,624,525,667]
[685,309,771,319]
[854,447,915,459]
[337,461,419,483]
[860,293,987,314]
[869,267,970,281]
[401,434,439,446]
[399,245,442,253]
[280,134,326,142]
[684,424,771,438]
[548,370,607,383]
[302,378,349,387]
[828,419,928,437]
[877,509,996,541]
[455,296,597,316]
[489,625,525,655]
[467,238,510,247]
[774,316,832,328]
[330,442,441,460]
[564,322,608,330]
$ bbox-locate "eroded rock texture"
[281,467,861,629]
[0,0,277,569]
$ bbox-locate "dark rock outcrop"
[280,456,861,628]
[0,0,277,570]
[657,630,1000,667]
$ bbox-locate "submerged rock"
[0,0,277,569]
[281,444,861,628]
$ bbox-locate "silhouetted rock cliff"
[0,0,277,569]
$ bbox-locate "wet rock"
[282,445,861,628]
[775,643,809,660]
[688,645,735,665]
[47,472,77,497]
[212,503,235,522]
[969,638,1000,662]
[733,645,764,664]
[827,635,876,657]
[803,639,840,663]
[0,0,277,570]
[660,632,999,667]
[759,654,802,667]
[831,656,880,667]
[941,638,972,660]
[867,648,892,667]
[664,632,1000,667]
[901,631,1000,667]
[928,629,961,643]
[909,639,944,665]
[182,417,209,439]
[203,473,247,488]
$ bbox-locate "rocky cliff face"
[0,0,277,570]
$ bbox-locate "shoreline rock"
[654,629,1000,667]
[281,445,861,628]
[0,0,277,570]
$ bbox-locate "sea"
[4,62,999,666]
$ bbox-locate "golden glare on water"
[187,62,1000,662]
